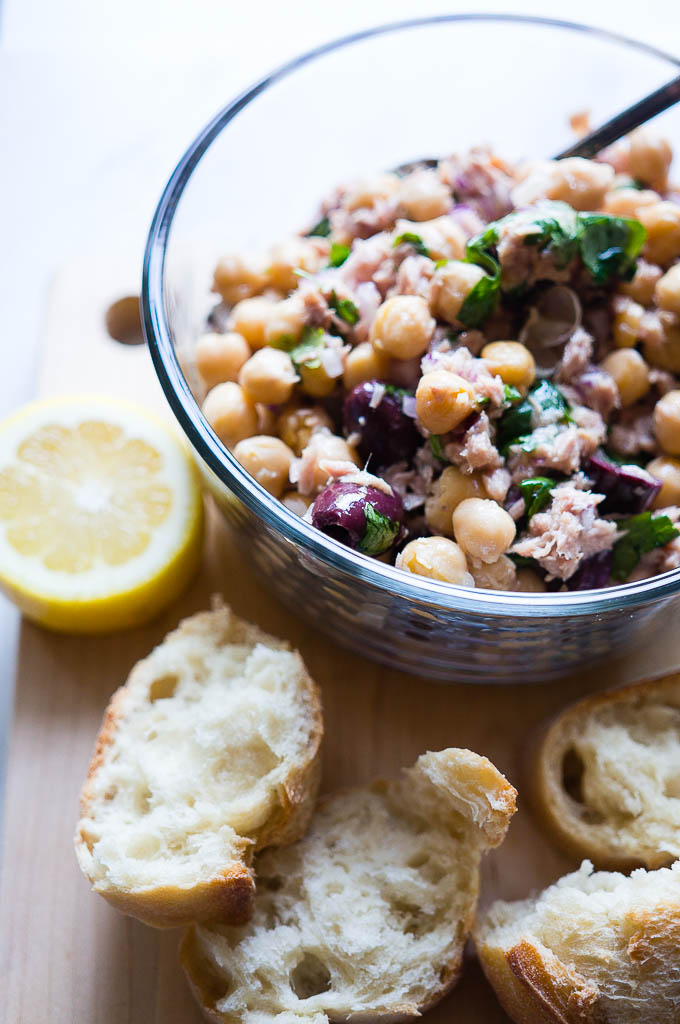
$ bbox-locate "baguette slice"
[531,673,680,870]
[75,600,323,928]
[181,748,517,1023]
[475,859,680,1024]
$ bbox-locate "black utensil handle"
[556,73,680,160]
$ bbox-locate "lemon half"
[0,396,204,632]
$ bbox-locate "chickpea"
[299,361,337,398]
[266,237,325,294]
[425,467,486,536]
[238,347,297,405]
[654,390,680,455]
[600,348,650,407]
[276,404,333,455]
[281,490,313,517]
[394,216,465,262]
[345,172,401,211]
[655,265,680,315]
[639,202,680,266]
[263,297,305,347]
[429,261,487,325]
[343,343,390,390]
[512,158,613,211]
[194,331,251,390]
[416,370,477,435]
[612,298,645,348]
[396,536,474,585]
[232,436,294,498]
[202,382,258,448]
[481,341,536,390]
[514,568,547,593]
[213,253,267,305]
[297,432,360,494]
[370,295,435,360]
[397,169,451,221]
[647,456,680,508]
[627,128,672,190]
[602,187,658,220]
[229,296,277,349]
[452,497,516,564]
[619,260,662,306]
[469,555,517,591]
[644,325,680,373]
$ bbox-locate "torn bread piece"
[475,859,680,1024]
[75,601,323,928]
[531,673,680,870]
[181,748,516,1023]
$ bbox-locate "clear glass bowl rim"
[142,12,680,619]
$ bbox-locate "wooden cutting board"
[1,255,679,1023]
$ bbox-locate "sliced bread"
[74,600,323,928]
[181,747,517,1023]
[531,673,680,870]
[475,859,680,1024]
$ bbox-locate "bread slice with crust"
[180,747,517,1023]
[475,859,680,1024]
[530,673,680,870]
[74,600,323,928]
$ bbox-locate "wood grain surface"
[1,256,679,1023]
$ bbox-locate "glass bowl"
[142,14,680,682]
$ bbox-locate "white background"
[1,0,679,812]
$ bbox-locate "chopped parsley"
[464,201,646,300]
[328,242,350,268]
[359,502,400,556]
[329,291,360,325]
[519,477,555,518]
[393,231,430,257]
[306,216,331,238]
[496,380,571,453]
[288,327,325,370]
[458,246,501,328]
[503,384,522,404]
[611,512,679,582]
[429,435,449,463]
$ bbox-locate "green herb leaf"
[496,380,570,452]
[459,236,502,328]
[508,553,541,570]
[306,216,331,238]
[293,268,317,281]
[464,201,646,293]
[519,476,555,518]
[577,213,646,284]
[359,502,400,556]
[328,242,350,268]
[289,327,326,370]
[476,395,491,408]
[329,291,360,325]
[268,333,297,352]
[393,231,430,257]
[503,384,522,404]
[611,512,679,581]
[434,258,448,270]
[429,435,448,463]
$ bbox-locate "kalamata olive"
[566,550,613,590]
[343,380,420,469]
[587,450,661,515]
[311,480,405,556]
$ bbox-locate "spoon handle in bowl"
[555,72,680,160]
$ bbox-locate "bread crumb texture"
[75,602,322,926]
[536,677,680,868]
[181,748,516,1023]
[476,859,680,1024]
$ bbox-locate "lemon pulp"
[0,397,204,632]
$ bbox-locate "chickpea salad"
[195,129,680,593]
